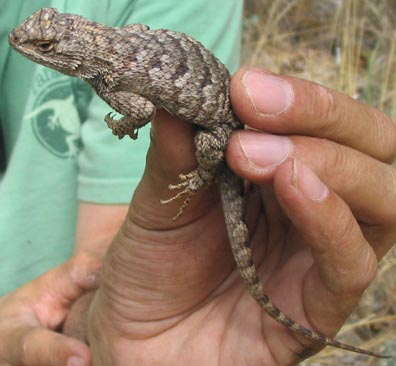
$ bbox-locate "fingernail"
[292,159,329,201]
[238,131,292,168]
[67,356,86,366]
[243,70,294,115]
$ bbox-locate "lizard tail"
[217,166,389,359]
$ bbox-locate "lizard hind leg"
[160,166,216,221]
[161,126,230,221]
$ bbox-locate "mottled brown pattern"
[8,8,388,359]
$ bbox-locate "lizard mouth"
[8,30,19,48]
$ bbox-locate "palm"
[87,112,381,365]
[88,182,338,366]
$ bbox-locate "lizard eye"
[35,40,54,52]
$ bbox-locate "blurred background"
[243,0,396,364]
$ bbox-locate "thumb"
[130,110,219,228]
[4,327,91,366]
[91,111,230,325]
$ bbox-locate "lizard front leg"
[161,123,233,220]
[101,91,156,140]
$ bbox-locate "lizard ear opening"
[35,40,55,52]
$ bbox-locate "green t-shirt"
[0,0,242,295]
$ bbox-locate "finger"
[95,111,233,321]
[63,291,96,342]
[273,158,378,334]
[25,253,101,329]
[130,110,220,228]
[292,135,396,228]
[230,67,396,162]
[3,327,90,366]
[226,130,396,227]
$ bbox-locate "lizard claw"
[104,112,116,124]
[160,187,193,221]
[104,112,139,140]
[160,168,214,221]
[168,173,194,190]
[160,186,190,204]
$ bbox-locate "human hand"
[87,68,396,365]
[0,253,100,366]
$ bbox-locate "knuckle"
[311,85,347,136]
[331,209,377,295]
[71,251,91,266]
[349,250,378,293]
[73,251,101,270]
[15,329,64,366]
[17,329,30,365]
[70,253,101,290]
[321,139,356,182]
[368,108,396,162]
[332,208,357,253]
[381,168,396,227]
[22,340,33,365]
[389,122,396,159]
[2,328,28,365]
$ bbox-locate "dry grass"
[242,0,396,364]
[243,0,396,117]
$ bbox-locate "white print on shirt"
[24,94,81,158]
[23,68,83,159]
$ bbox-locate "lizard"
[8,7,389,359]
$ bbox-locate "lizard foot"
[105,112,139,140]
[160,168,214,221]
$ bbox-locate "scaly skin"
[8,7,389,359]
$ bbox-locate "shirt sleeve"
[77,0,242,204]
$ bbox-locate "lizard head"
[8,8,88,77]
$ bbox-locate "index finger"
[2,253,101,329]
[230,67,396,163]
